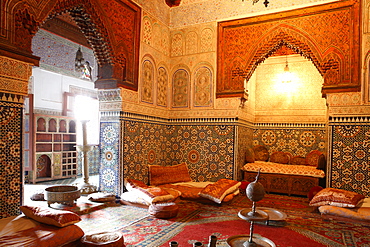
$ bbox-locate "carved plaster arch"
[217,0,360,99]
[244,27,342,93]
[5,0,141,91]
[47,1,113,67]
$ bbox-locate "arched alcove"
[250,54,327,124]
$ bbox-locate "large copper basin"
[45,185,80,207]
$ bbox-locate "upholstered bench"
[242,146,326,196]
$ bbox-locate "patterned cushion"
[245,146,255,163]
[159,184,203,200]
[309,188,365,208]
[291,156,307,166]
[242,161,325,178]
[198,179,241,204]
[149,163,192,186]
[306,150,324,168]
[253,145,269,161]
[20,205,81,227]
[270,151,290,164]
[124,179,174,204]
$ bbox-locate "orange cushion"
[253,145,269,161]
[245,146,255,163]
[291,156,307,166]
[125,179,174,203]
[309,188,365,208]
[149,163,192,186]
[159,184,203,200]
[198,179,241,204]
[270,151,290,164]
[20,205,81,227]
[306,150,325,168]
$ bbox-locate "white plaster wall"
[31,68,96,114]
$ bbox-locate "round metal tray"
[227,234,276,247]
[257,207,287,221]
[238,209,269,222]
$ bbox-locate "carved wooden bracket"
[165,0,181,7]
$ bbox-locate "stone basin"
[45,185,81,207]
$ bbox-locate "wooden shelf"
[31,114,78,183]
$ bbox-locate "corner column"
[98,89,125,195]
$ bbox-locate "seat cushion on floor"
[148,202,179,219]
[80,231,124,246]
[88,192,116,202]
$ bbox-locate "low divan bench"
[241,145,326,196]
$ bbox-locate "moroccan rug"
[77,194,370,247]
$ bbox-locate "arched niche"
[36,154,52,178]
[37,117,46,132]
[249,53,327,124]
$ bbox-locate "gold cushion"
[309,188,365,208]
[253,145,269,161]
[149,163,192,186]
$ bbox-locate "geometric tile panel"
[121,119,236,184]
[0,101,23,219]
[330,123,370,197]
[236,125,254,180]
[253,127,326,158]
[98,115,334,196]
[99,122,121,195]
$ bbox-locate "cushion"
[308,186,323,201]
[120,191,151,206]
[125,179,174,204]
[270,151,290,164]
[149,163,192,186]
[318,205,370,223]
[245,146,255,163]
[81,231,124,247]
[30,192,45,201]
[309,188,365,208]
[88,192,116,202]
[20,205,81,227]
[291,156,307,166]
[148,202,179,219]
[306,150,324,168]
[159,184,204,200]
[198,179,241,204]
[253,145,269,161]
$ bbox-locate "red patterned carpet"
[77,194,370,247]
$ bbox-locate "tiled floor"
[23,175,99,206]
